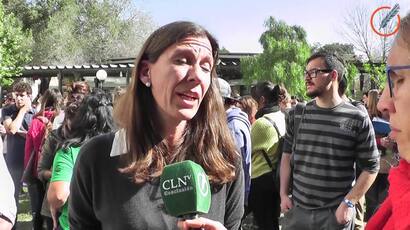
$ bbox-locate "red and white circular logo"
[370,4,401,37]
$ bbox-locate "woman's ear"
[139,60,151,87]
[331,70,339,82]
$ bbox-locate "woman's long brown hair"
[114,21,239,184]
[367,89,381,120]
[398,12,410,47]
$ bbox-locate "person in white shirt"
[0,138,16,230]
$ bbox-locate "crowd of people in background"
[0,81,116,230]
[0,11,409,230]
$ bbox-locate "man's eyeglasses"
[386,65,410,97]
[304,68,332,78]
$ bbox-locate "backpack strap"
[264,116,282,138]
[263,115,286,191]
[227,115,250,129]
[261,116,282,169]
[348,98,364,108]
[292,102,307,153]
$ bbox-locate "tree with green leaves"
[0,1,32,86]
[241,17,310,98]
[3,0,154,65]
[345,62,359,97]
[363,62,386,90]
[2,0,65,34]
[34,0,154,65]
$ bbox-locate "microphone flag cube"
[160,160,211,217]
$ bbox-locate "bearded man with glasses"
[279,51,379,230]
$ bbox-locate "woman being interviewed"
[69,21,243,230]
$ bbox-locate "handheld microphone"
[160,160,211,219]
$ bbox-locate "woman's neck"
[164,121,187,147]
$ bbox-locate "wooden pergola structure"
[17,52,258,95]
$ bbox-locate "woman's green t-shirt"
[51,146,81,230]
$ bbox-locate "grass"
[16,186,32,230]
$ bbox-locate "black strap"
[227,115,250,129]
[0,213,12,225]
[292,102,307,153]
[348,98,364,107]
[261,116,282,169]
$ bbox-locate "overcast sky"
[135,0,410,53]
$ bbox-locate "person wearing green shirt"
[47,90,115,230]
[248,81,286,230]
[50,147,80,230]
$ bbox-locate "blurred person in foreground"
[68,21,243,230]
[0,138,16,230]
[366,11,410,230]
